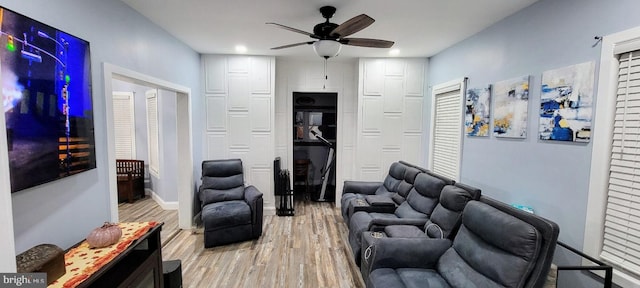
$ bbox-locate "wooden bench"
[117,159,145,203]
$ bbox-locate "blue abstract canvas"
[539,61,595,142]
[465,87,491,137]
[493,76,530,138]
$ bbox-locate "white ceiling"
[121,0,538,59]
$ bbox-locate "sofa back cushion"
[424,183,481,239]
[200,159,245,206]
[391,167,421,204]
[437,201,541,288]
[375,162,407,196]
[395,173,447,218]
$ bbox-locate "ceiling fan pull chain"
[323,58,328,90]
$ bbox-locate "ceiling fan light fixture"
[313,40,342,59]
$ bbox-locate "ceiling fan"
[267,6,394,59]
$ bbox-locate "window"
[112,92,136,159]
[428,78,466,181]
[146,89,160,177]
[585,26,640,287]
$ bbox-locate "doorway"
[103,63,193,230]
[292,92,337,202]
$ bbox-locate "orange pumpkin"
[86,222,122,248]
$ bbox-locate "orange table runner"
[49,221,159,288]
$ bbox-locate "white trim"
[584,25,640,288]
[428,77,466,181]
[147,189,178,210]
[103,62,194,230]
[0,93,17,272]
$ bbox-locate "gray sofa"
[348,171,454,265]
[197,159,263,248]
[360,182,481,280]
[365,196,560,288]
[341,161,428,224]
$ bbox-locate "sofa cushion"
[369,268,450,288]
[200,186,245,205]
[396,167,421,199]
[405,173,446,215]
[202,200,251,231]
[376,162,407,195]
[424,184,478,239]
[439,201,542,287]
[384,225,426,238]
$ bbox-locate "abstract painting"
[493,76,530,138]
[465,87,491,137]
[539,61,595,142]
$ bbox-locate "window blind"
[146,90,160,177]
[432,87,463,181]
[601,50,640,276]
[113,93,135,160]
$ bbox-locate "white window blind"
[601,50,640,276]
[146,89,160,177]
[112,92,135,160]
[430,80,465,181]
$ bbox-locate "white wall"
[357,58,428,180]
[275,58,358,205]
[202,55,276,212]
[0,0,200,271]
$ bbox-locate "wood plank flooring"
[119,197,364,288]
[118,196,179,245]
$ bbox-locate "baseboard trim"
[264,206,276,216]
[147,188,178,210]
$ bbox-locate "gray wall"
[157,89,178,202]
[427,0,640,286]
[4,0,201,254]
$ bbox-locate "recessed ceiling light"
[235,45,247,53]
[389,49,400,56]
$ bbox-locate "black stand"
[274,157,294,216]
[555,241,613,288]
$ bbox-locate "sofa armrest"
[365,195,396,207]
[244,185,263,204]
[368,218,428,231]
[343,181,382,195]
[368,238,451,271]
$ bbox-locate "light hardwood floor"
[119,197,364,288]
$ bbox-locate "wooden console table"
[50,222,164,288]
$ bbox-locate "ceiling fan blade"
[270,41,315,50]
[266,22,315,37]
[330,14,374,37]
[341,38,394,48]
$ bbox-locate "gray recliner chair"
[197,159,263,248]
[365,196,560,288]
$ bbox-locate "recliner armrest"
[343,181,383,195]
[368,237,451,271]
[244,185,263,203]
[368,218,428,231]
